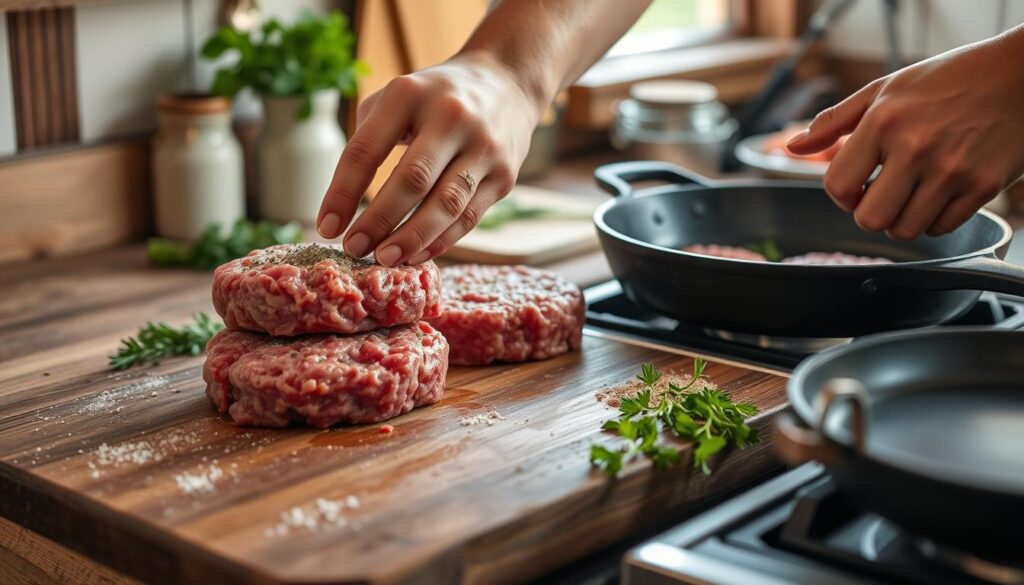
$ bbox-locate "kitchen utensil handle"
[872,256,1024,297]
[775,378,867,466]
[594,161,712,198]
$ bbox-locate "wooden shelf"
[0,0,110,9]
[567,37,822,129]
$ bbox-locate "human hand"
[787,28,1024,239]
[316,51,542,265]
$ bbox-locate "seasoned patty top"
[243,243,376,272]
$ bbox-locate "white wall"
[75,0,190,142]
[0,0,336,147]
[824,0,1023,61]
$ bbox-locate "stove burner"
[702,327,850,353]
[624,464,1024,585]
[917,539,1024,585]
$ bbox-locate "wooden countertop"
[0,242,790,585]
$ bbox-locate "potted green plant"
[202,11,369,224]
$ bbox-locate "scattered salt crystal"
[78,375,169,414]
[96,441,157,466]
[264,495,361,538]
[459,410,506,427]
[173,464,223,495]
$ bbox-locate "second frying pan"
[777,328,1024,559]
[593,161,1024,337]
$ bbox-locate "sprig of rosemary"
[109,313,223,370]
[590,359,760,476]
[148,219,304,270]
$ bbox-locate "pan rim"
[593,188,1012,269]
[787,326,1024,496]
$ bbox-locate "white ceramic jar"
[258,89,346,225]
[153,94,245,239]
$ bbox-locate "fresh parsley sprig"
[590,359,760,476]
[109,313,223,370]
[148,219,303,270]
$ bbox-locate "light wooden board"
[0,245,788,585]
[444,185,601,265]
[0,140,150,264]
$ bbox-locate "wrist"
[454,46,557,123]
[989,25,1024,91]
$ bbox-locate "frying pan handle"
[775,378,868,466]
[871,256,1024,297]
[594,161,714,198]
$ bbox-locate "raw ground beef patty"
[212,243,442,336]
[203,322,448,427]
[427,264,585,366]
[682,244,767,262]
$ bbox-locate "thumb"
[786,78,883,155]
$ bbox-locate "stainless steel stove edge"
[622,463,828,585]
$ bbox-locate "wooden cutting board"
[444,185,601,265]
[0,246,788,585]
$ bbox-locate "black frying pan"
[594,161,1024,337]
[777,328,1024,559]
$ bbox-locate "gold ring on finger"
[458,170,477,191]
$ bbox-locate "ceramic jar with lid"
[611,80,737,177]
[153,93,245,239]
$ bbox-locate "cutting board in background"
[445,184,601,265]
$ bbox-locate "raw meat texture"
[427,264,585,366]
[682,244,767,262]
[212,243,442,336]
[782,252,894,265]
[202,323,448,428]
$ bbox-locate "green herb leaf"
[651,446,682,470]
[693,435,728,474]
[637,362,662,386]
[590,359,760,477]
[476,199,591,230]
[201,11,368,119]
[148,219,303,270]
[618,387,651,418]
[747,238,784,262]
[590,444,625,476]
[109,313,223,371]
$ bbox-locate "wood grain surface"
[0,246,788,584]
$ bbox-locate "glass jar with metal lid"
[611,80,737,176]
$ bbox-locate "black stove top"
[622,464,1024,585]
[585,281,1024,371]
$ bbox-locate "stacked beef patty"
[204,243,448,428]
[203,245,587,427]
[426,265,585,366]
